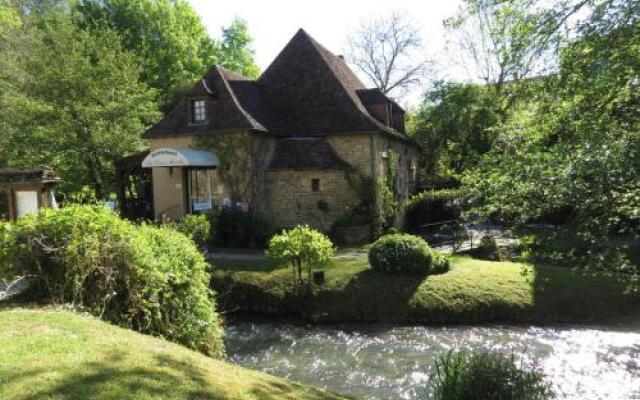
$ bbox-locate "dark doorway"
[0,190,8,221]
[115,151,154,221]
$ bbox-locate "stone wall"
[372,134,420,227]
[326,134,373,177]
[262,169,360,232]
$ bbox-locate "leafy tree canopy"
[75,0,218,110]
[409,81,502,183]
[462,0,640,284]
[0,14,160,197]
[219,17,260,79]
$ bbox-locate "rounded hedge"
[0,205,224,358]
[368,233,433,275]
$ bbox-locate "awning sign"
[142,148,219,168]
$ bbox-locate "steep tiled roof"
[145,66,265,138]
[145,29,410,141]
[268,138,354,171]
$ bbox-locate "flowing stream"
[226,322,640,400]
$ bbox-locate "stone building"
[141,29,420,232]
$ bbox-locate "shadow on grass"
[2,349,347,400]
[309,269,426,322]
[531,263,640,323]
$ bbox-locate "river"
[226,322,640,400]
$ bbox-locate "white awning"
[142,148,219,168]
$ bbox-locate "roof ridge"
[280,29,379,131]
[213,66,266,131]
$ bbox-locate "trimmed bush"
[212,208,275,249]
[0,205,224,357]
[431,351,554,400]
[368,233,433,275]
[431,252,451,274]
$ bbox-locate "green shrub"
[167,214,211,248]
[431,252,451,274]
[212,208,275,249]
[266,225,335,294]
[368,233,433,275]
[431,351,554,400]
[0,205,224,357]
[405,188,463,211]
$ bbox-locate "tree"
[446,0,591,92]
[409,82,502,183]
[266,226,335,295]
[0,15,160,198]
[463,0,640,288]
[75,0,218,110]
[346,11,430,100]
[219,18,260,79]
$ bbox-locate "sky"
[187,0,470,107]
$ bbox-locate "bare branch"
[346,10,431,100]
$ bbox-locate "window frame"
[190,99,206,125]
[186,167,214,213]
[311,178,320,192]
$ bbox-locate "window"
[311,179,320,192]
[191,99,206,123]
[187,168,214,213]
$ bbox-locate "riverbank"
[0,308,349,400]
[211,255,640,324]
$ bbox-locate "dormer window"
[191,99,206,124]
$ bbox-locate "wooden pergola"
[115,151,154,221]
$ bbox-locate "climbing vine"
[196,133,253,207]
[373,149,400,237]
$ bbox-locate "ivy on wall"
[196,133,253,207]
[374,149,400,237]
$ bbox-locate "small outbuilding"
[0,167,60,222]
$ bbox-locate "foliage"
[409,82,502,181]
[197,133,253,206]
[0,309,348,400]
[166,213,211,249]
[219,17,260,79]
[446,0,588,88]
[431,351,554,400]
[463,0,640,288]
[0,13,159,198]
[212,208,275,249]
[405,188,463,211]
[431,252,451,274]
[373,150,401,237]
[266,225,335,294]
[368,233,433,275]
[0,205,223,357]
[75,0,218,111]
[75,1,260,111]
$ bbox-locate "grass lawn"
[0,308,350,400]
[211,255,640,324]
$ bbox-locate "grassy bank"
[211,255,640,324]
[0,308,349,400]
